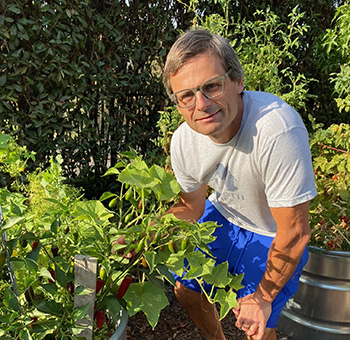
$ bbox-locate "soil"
[126,286,290,340]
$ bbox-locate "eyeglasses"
[170,68,232,108]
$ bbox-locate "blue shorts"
[173,200,309,328]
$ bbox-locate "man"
[162,29,317,340]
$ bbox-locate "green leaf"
[103,167,120,177]
[24,277,36,291]
[213,289,238,319]
[39,283,58,295]
[74,286,94,296]
[339,189,350,201]
[39,267,54,281]
[118,160,160,189]
[73,200,114,223]
[144,250,156,273]
[155,264,176,286]
[0,74,6,87]
[8,4,21,14]
[124,282,169,329]
[228,273,245,291]
[164,252,185,276]
[149,165,180,201]
[18,328,32,340]
[72,303,90,322]
[54,263,70,287]
[99,191,116,201]
[183,256,216,280]
[23,256,38,274]
[202,262,230,288]
[36,300,64,316]
[3,288,20,312]
[1,216,26,232]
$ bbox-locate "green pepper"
[108,198,117,208]
[99,267,107,281]
[181,238,188,251]
[168,240,177,253]
[125,188,133,201]
[135,237,145,254]
[124,213,133,224]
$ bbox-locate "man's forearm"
[255,230,310,303]
[166,200,204,222]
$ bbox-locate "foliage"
[175,1,316,116]
[0,136,243,338]
[1,0,349,196]
[309,117,350,251]
[0,134,36,191]
[232,7,316,113]
[322,1,350,114]
[0,0,181,198]
[152,106,184,173]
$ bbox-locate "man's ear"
[237,77,244,94]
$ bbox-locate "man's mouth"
[196,110,220,122]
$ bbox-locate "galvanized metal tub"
[278,246,350,340]
[109,306,128,340]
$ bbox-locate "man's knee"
[174,281,202,306]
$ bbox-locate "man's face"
[169,53,244,144]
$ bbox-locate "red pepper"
[30,317,38,328]
[95,310,105,330]
[66,283,75,295]
[95,279,104,294]
[117,275,132,299]
[51,246,59,257]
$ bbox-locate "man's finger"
[255,322,265,340]
[232,306,240,318]
[245,323,259,337]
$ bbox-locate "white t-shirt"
[170,91,317,237]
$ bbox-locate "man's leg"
[174,281,226,340]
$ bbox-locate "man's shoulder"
[243,91,305,131]
[244,91,294,113]
[172,121,206,143]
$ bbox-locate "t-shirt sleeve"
[260,126,317,207]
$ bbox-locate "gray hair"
[163,29,244,97]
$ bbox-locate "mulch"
[126,286,289,340]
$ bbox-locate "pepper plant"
[0,135,244,339]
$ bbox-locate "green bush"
[0,0,179,198]
[309,117,350,251]
[321,1,350,114]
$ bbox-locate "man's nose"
[195,90,211,111]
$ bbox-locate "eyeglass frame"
[170,68,233,108]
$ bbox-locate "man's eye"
[203,82,221,93]
[178,91,194,102]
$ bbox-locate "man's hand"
[232,293,272,340]
[111,235,136,258]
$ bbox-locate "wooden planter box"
[74,255,128,340]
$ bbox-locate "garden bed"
[126,286,289,340]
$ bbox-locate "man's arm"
[167,182,207,222]
[234,201,311,339]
